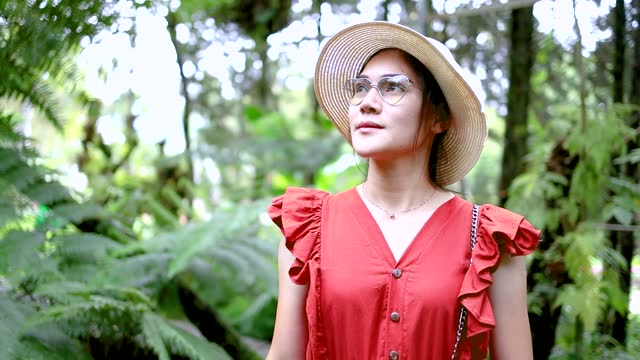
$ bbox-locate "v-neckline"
[346,188,458,266]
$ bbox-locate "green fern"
[142,313,171,360]
[2,162,43,192]
[0,111,264,359]
[0,1,118,129]
[227,240,277,286]
[142,313,233,360]
[14,329,92,360]
[0,295,32,360]
[96,253,172,294]
[0,230,57,284]
[0,196,19,230]
[23,182,72,207]
[24,294,147,339]
[53,233,122,262]
[207,246,257,286]
[145,194,180,227]
[0,297,90,360]
[0,148,24,173]
[230,292,274,326]
[49,202,107,225]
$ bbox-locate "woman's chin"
[353,147,391,160]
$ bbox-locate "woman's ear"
[432,118,451,134]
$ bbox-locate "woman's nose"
[359,87,382,113]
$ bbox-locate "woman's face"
[348,49,428,161]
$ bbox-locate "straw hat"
[314,21,487,186]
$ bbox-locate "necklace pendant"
[389,214,395,220]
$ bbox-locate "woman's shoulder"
[476,202,541,256]
[267,187,330,231]
[267,187,334,284]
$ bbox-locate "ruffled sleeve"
[267,187,329,285]
[457,204,541,359]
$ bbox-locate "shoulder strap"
[451,204,479,360]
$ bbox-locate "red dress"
[268,187,540,360]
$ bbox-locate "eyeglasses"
[344,75,421,105]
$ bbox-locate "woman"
[266,21,540,360]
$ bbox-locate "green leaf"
[50,202,106,224]
[167,221,220,277]
[142,313,233,360]
[142,313,171,360]
[24,182,72,206]
[0,230,46,277]
[53,233,122,262]
[0,295,33,360]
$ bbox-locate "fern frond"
[145,195,179,227]
[50,202,106,224]
[27,79,64,130]
[0,60,65,130]
[0,147,24,173]
[34,281,91,304]
[141,313,171,360]
[1,295,91,360]
[53,233,122,262]
[0,197,19,230]
[142,313,233,360]
[100,218,138,245]
[0,295,34,360]
[166,201,271,278]
[35,282,156,311]
[16,328,92,360]
[0,230,46,277]
[236,234,277,259]
[206,246,255,286]
[222,240,276,287]
[167,222,219,278]
[231,292,275,326]
[24,182,72,206]
[98,253,172,292]
[1,162,43,192]
[160,186,191,217]
[167,322,234,360]
[24,294,148,338]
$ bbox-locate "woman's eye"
[355,84,369,93]
[383,82,403,92]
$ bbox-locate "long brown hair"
[397,50,450,188]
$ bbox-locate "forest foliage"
[0,0,639,359]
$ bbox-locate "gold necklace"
[362,183,436,220]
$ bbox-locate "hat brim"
[314,21,487,186]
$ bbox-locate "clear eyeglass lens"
[345,75,412,105]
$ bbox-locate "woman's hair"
[394,50,451,188]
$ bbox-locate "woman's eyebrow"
[356,73,405,79]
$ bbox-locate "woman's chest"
[319,222,471,311]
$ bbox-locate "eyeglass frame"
[344,74,423,106]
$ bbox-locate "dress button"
[390,311,400,322]
[392,268,402,278]
[389,350,399,360]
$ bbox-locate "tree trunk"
[612,0,625,104]
[167,12,194,206]
[498,5,535,205]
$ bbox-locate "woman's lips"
[356,121,383,130]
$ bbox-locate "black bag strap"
[451,204,479,359]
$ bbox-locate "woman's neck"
[363,157,436,210]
